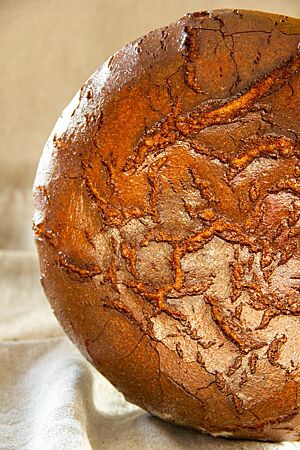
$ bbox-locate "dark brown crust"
[33,9,300,441]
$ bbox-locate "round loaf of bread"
[33,9,300,441]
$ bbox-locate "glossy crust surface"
[33,9,300,441]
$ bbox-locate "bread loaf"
[33,9,300,441]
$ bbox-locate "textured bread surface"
[33,9,300,441]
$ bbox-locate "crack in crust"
[205,296,267,353]
[183,25,207,94]
[122,48,300,172]
[57,252,102,278]
[226,134,298,181]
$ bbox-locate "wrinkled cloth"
[1,188,300,450]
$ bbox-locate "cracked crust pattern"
[33,9,300,441]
